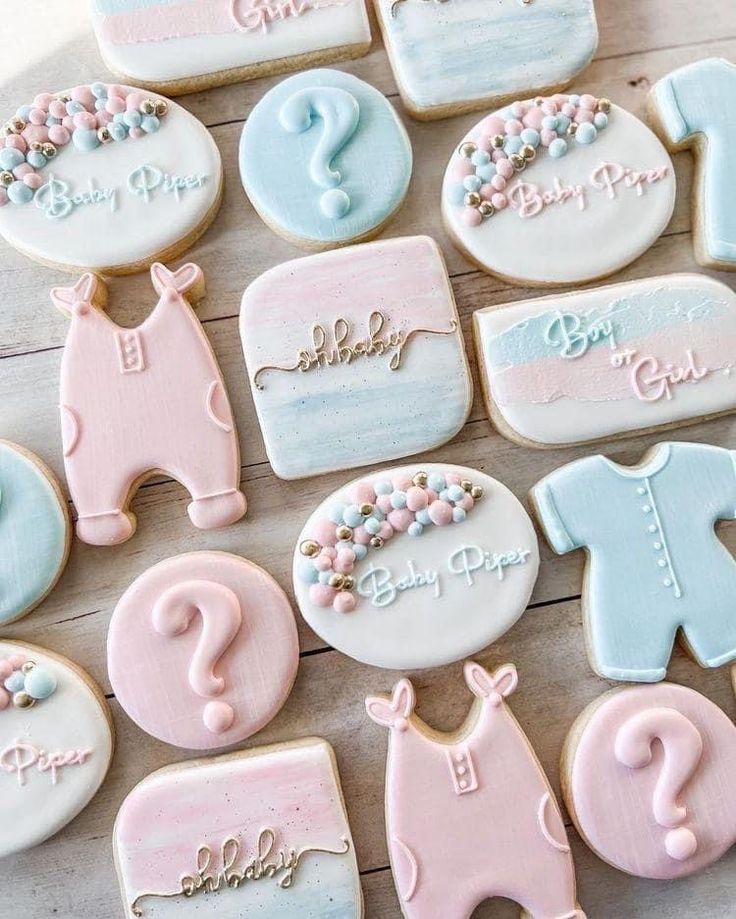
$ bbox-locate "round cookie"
[293,463,539,669]
[239,68,413,250]
[0,640,114,858]
[442,93,676,286]
[108,552,299,749]
[562,683,736,879]
[0,82,222,274]
[0,442,70,626]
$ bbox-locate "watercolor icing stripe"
[474,274,736,446]
[113,739,363,918]
[240,237,472,479]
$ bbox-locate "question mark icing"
[152,579,243,735]
[279,86,360,220]
[614,707,703,861]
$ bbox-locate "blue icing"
[652,58,736,265]
[94,0,180,13]
[239,69,412,245]
[0,443,67,625]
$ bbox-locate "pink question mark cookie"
[562,682,736,879]
[108,551,299,750]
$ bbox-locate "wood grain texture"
[1,2,736,917]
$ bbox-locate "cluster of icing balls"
[447,93,611,225]
[0,82,169,208]
[298,470,483,613]
[0,653,57,710]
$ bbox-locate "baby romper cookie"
[239,69,412,250]
[0,640,114,858]
[0,441,70,626]
[240,235,472,479]
[90,0,371,96]
[442,94,676,286]
[474,273,736,448]
[649,58,736,271]
[108,551,299,749]
[562,682,736,878]
[294,463,539,669]
[114,737,362,917]
[374,0,598,121]
[50,263,247,546]
[531,441,736,683]
[0,82,221,274]
[366,662,585,918]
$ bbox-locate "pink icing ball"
[392,475,413,492]
[462,208,483,227]
[425,489,438,503]
[352,525,371,546]
[129,127,145,139]
[335,549,356,574]
[71,85,96,108]
[5,134,27,152]
[9,654,26,669]
[314,555,333,572]
[451,158,474,180]
[312,518,338,548]
[504,119,523,136]
[333,592,356,614]
[457,494,475,512]
[107,84,126,99]
[541,101,558,116]
[96,111,113,127]
[376,494,393,515]
[106,96,126,115]
[22,124,49,144]
[405,486,428,512]
[575,109,594,124]
[48,125,71,146]
[477,134,494,152]
[553,93,569,106]
[48,100,67,119]
[73,111,97,131]
[496,159,514,180]
[378,521,394,541]
[0,689,9,710]
[491,149,507,163]
[522,108,545,131]
[562,102,577,118]
[428,500,453,527]
[510,101,526,118]
[309,584,337,608]
[62,115,75,131]
[0,189,8,208]
[320,546,337,560]
[579,93,597,110]
[348,482,376,506]
[492,193,508,210]
[32,92,54,110]
[126,91,147,112]
[446,472,462,486]
[479,183,494,201]
[0,659,13,679]
[13,163,33,179]
[388,508,414,532]
[540,129,557,147]
[491,174,507,192]
[480,115,505,136]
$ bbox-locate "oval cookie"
[563,683,736,879]
[108,552,299,749]
[442,94,676,286]
[114,738,363,918]
[240,236,472,479]
[0,442,70,626]
[293,464,539,669]
[239,69,412,249]
[474,274,736,447]
[0,82,222,274]
[0,640,114,858]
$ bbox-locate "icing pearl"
[392,476,413,491]
[4,670,25,693]
[540,128,557,147]
[329,503,347,524]
[298,559,320,584]
[66,100,85,115]
[72,128,101,152]
[318,570,332,585]
[335,549,356,573]
[476,162,496,182]
[7,181,33,204]
[579,93,597,110]
[568,94,581,106]
[376,494,393,515]
[462,207,483,227]
[445,472,462,485]
[522,108,545,130]
[5,135,27,153]
[0,148,24,171]
[0,188,8,207]
[492,193,508,210]
[378,521,394,541]
[405,486,429,512]
[520,128,540,148]
[504,136,523,155]
[23,173,43,190]
[314,555,332,572]
[463,174,482,192]
[541,115,559,131]
[109,122,128,142]
[364,516,382,535]
[335,540,355,553]
[48,100,67,119]
[575,122,598,145]
[388,508,414,532]
[415,508,432,526]
[428,500,453,527]
[312,517,338,548]
[106,96,126,115]
[594,112,609,130]
[447,484,466,502]
[556,114,572,134]
[496,159,514,180]
[504,119,523,136]
[549,138,569,158]
[471,149,491,166]
[0,660,14,679]
[309,584,337,607]
[510,102,526,119]
[491,174,507,192]
[141,115,161,134]
[123,110,142,128]
[352,525,371,545]
[73,110,97,131]
[353,544,368,561]
[448,182,467,206]
[390,490,408,510]
[408,521,424,537]
[28,108,47,126]
[453,507,467,523]
[91,81,108,99]
[48,125,71,146]
[333,592,356,614]
[26,150,47,168]
[427,472,446,492]
[342,504,365,528]
[16,104,33,121]
[375,480,393,496]
[23,666,57,700]
[349,482,376,505]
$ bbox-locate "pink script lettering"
[0,739,92,786]
[631,349,708,402]
[590,161,670,199]
[507,177,587,218]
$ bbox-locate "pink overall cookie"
[367,662,585,919]
[563,682,736,879]
[50,263,247,546]
[108,551,299,750]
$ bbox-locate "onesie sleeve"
[531,456,599,555]
[651,70,691,145]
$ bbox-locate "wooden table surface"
[2,2,736,916]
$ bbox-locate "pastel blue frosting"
[239,69,413,245]
[0,443,67,625]
[94,0,179,13]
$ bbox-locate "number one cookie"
[650,58,736,269]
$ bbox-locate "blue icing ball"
[463,174,482,193]
[26,150,47,169]
[328,503,346,524]
[318,570,332,585]
[575,122,598,145]
[113,111,127,123]
[415,508,432,526]
[541,115,559,132]
[439,488,451,502]
[390,490,407,510]
[504,136,523,155]
[298,559,319,585]
[408,521,424,537]
[453,507,467,524]
[428,473,446,492]
[520,128,540,148]
[91,81,108,99]
[448,182,467,206]
[447,484,465,502]
[568,94,581,106]
[23,666,57,700]
[16,104,33,120]
[365,517,381,536]
[7,181,33,204]
[94,98,107,112]
[72,128,101,152]
[109,122,128,142]
[46,116,61,128]
[471,149,491,166]
[594,112,609,130]
[335,540,354,552]
[372,506,385,522]
[353,544,368,561]
[476,162,496,182]
[0,147,25,170]
[66,100,84,115]
[141,115,161,134]
[375,481,392,496]
[342,504,364,528]
[123,110,142,128]
[549,138,569,158]
[320,188,350,220]
[556,114,571,134]
[4,670,25,693]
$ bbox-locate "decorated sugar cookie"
[563,683,736,879]
[0,442,70,626]
[374,0,598,120]
[649,58,736,271]
[50,263,247,546]
[0,640,114,858]
[91,0,371,96]
[240,236,472,478]
[108,551,299,749]
[114,737,362,917]
[367,663,585,918]
[442,94,676,286]
[474,274,736,448]
[0,82,221,273]
[532,442,736,682]
[239,69,412,250]
[294,463,539,669]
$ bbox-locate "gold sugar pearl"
[153,99,168,117]
[458,141,477,159]
[57,93,71,103]
[21,661,36,674]
[370,535,384,549]
[464,191,482,208]
[342,575,355,591]
[470,485,484,500]
[97,127,112,144]
[460,479,473,493]
[520,144,536,161]
[0,171,14,187]
[478,202,495,218]
[567,122,578,136]
[597,98,611,114]
[491,134,505,149]
[329,573,345,589]
[533,96,545,106]
[42,142,57,158]
[13,692,35,709]
[509,153,526,171]
[30,141,42,152]
[9,116,26,134]
[359,503,373,517]
[412,471,428,488]
[299,539,320,557]
[336,525,353,541]
[139,98,156,116]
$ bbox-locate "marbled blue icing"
[239,69,412,245]
[0,443,67,625]
[379,0,598,109]
[94,0,179,13]
[652,58,736,265]
[533,442,736,682]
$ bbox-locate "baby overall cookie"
[50,263,247,545]
[366,663,585,919]
[532,442,736,682]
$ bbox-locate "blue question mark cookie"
[0,442,70,627]
[239,69,413,249]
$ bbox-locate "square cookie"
[240,236,472,479]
